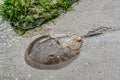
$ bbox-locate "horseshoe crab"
[25,33,83,70]
[25,30,103,70]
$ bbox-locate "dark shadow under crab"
[25,33,82,70]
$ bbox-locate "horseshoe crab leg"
[49,35,61,46]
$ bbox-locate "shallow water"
[0,19,120,79]
[85,31,120,42]
[1,0,120,79]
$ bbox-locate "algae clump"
[0,0,79,34]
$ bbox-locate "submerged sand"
[0,0,120,80]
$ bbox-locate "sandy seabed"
[0,0,120,80]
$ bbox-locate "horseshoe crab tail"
[81,32,103,38]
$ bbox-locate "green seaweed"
[0,0,79,34]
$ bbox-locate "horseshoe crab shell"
[25,33,82,70]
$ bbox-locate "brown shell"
[25,33,83,70]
